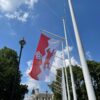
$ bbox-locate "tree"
[0,47,28,100]
[87,60,100,99]
[49,60,100,100]
[48,69,62,100]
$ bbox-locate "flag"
[29,33,61,81]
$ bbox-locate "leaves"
[0,47,28,100]
[49,61,100,100]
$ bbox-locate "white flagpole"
[67,0,96,100]
[62,60,68,100]
[62,71,67,100]
[62,18,77,100]
[62,42,71,100]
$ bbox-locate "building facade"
[32,89,53,100]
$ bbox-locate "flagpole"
[62,42,71,100]
[62,69,67,100]
[61,44,68,100]
[62,18,77,100]
[67,0,96,100]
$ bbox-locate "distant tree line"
[49,60,100,100]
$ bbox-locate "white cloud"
[22,60,39,93]
[24,94,33,100]
[65,57,78,67]
[25,60,33,76]
[86,51,92,60]
[21,60,40,100]
[24,78,39,90]
[5,11,29,22]
[64,46,73,55]
[21,60,39,100]
[0,0,24,12]
[0,0,38,22]
[25,0,38,8]
[0,0,38,12]
[18,12,29,22]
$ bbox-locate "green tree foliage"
[0,47,28,100]
[48,69,62,100]
[49,60,100,100]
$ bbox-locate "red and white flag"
[29,33,61,81]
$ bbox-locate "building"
[32,89,53,100]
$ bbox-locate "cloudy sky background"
[0,0,100,99]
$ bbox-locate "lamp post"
[11,38,26,100]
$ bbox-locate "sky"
[0,0,100,99]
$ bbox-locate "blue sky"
[0,0,100,98]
